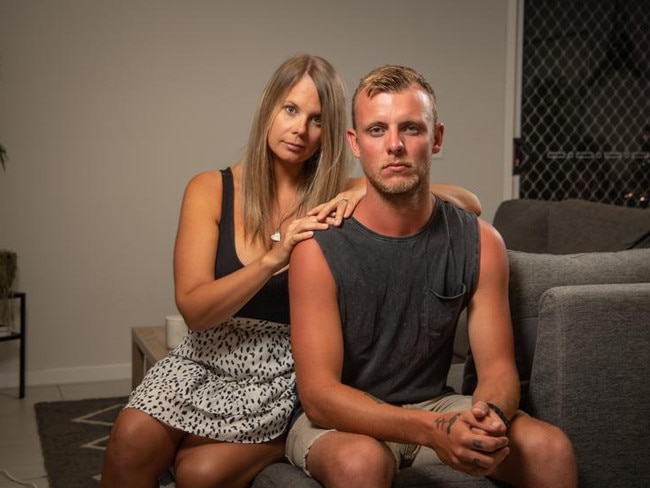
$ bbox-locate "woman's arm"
[173,171,277,330]
[173,170,329,331]
[431,182,482,216]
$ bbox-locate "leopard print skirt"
[126,317,295,443]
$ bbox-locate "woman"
[102,54,481,488]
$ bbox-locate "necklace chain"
[270,198,298,242]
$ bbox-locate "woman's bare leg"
[174,434,286,488]
[101,408,186,488]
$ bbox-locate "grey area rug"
[34,396,175,488]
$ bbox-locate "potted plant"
[0,249,17,327]
[1,145,17,327]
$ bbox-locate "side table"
[131,325,168,389]
[0,292,26,398]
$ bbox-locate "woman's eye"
[310,115,322,126]
[285,105,297,115]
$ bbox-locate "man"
[287,65,577,488]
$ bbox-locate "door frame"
[503,0,524,201]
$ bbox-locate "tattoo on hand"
[473,439,483,449]
[435,413,460,435]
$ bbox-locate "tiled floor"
[0,379,132,488]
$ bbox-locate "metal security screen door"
[518,0,650,207]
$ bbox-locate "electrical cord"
[0,469,40,487]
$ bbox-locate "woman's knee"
[106,408,180,469]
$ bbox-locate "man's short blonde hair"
[351,65,438,129]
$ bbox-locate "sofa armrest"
[462,249,650,410]
[528,282,650,487]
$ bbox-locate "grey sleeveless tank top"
[313,198,479,404]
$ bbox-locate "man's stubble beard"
[366,166,428,200]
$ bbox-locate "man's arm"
[467,220,520,425]
[289,238,410,435]
[289,237,509,474]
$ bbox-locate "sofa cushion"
[627,229,650,249]
[251,463,320,487]
[547,199,650,254]
[492,198,650,254]
[462,248,650,410]
[492,199,553,252]
[251,461,501,487]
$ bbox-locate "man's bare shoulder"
[291,234,324,264]
[477,218,505,247]
[476,218,509,276]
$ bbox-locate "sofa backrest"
[493,198,650,254]
[462,248,650,410]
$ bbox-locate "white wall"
[0,0,516,386]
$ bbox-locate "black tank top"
[215,168,290,324]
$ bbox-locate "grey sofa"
[463,199,650,488]
[251,198,650,488]
[463,249,650,487]
[491,197,650,254]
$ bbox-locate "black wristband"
[487,402,510,429]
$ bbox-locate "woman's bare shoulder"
[189,169,221,185]
[184,168,227,197]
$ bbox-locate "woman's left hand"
[307,185,365,226]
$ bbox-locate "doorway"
[517,0,650,207]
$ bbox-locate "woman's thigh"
[174,434,286,488]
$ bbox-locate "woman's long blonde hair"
[242,54,350,244]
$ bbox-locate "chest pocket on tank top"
[420,283,466,338]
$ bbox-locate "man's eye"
[368,127,384,136]
[404,124,422,134]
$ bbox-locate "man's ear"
[346,128,361,158]
[432,122,445,155]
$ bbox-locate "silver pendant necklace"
[270,200,297,243]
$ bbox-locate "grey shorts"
[286,394,473,475]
